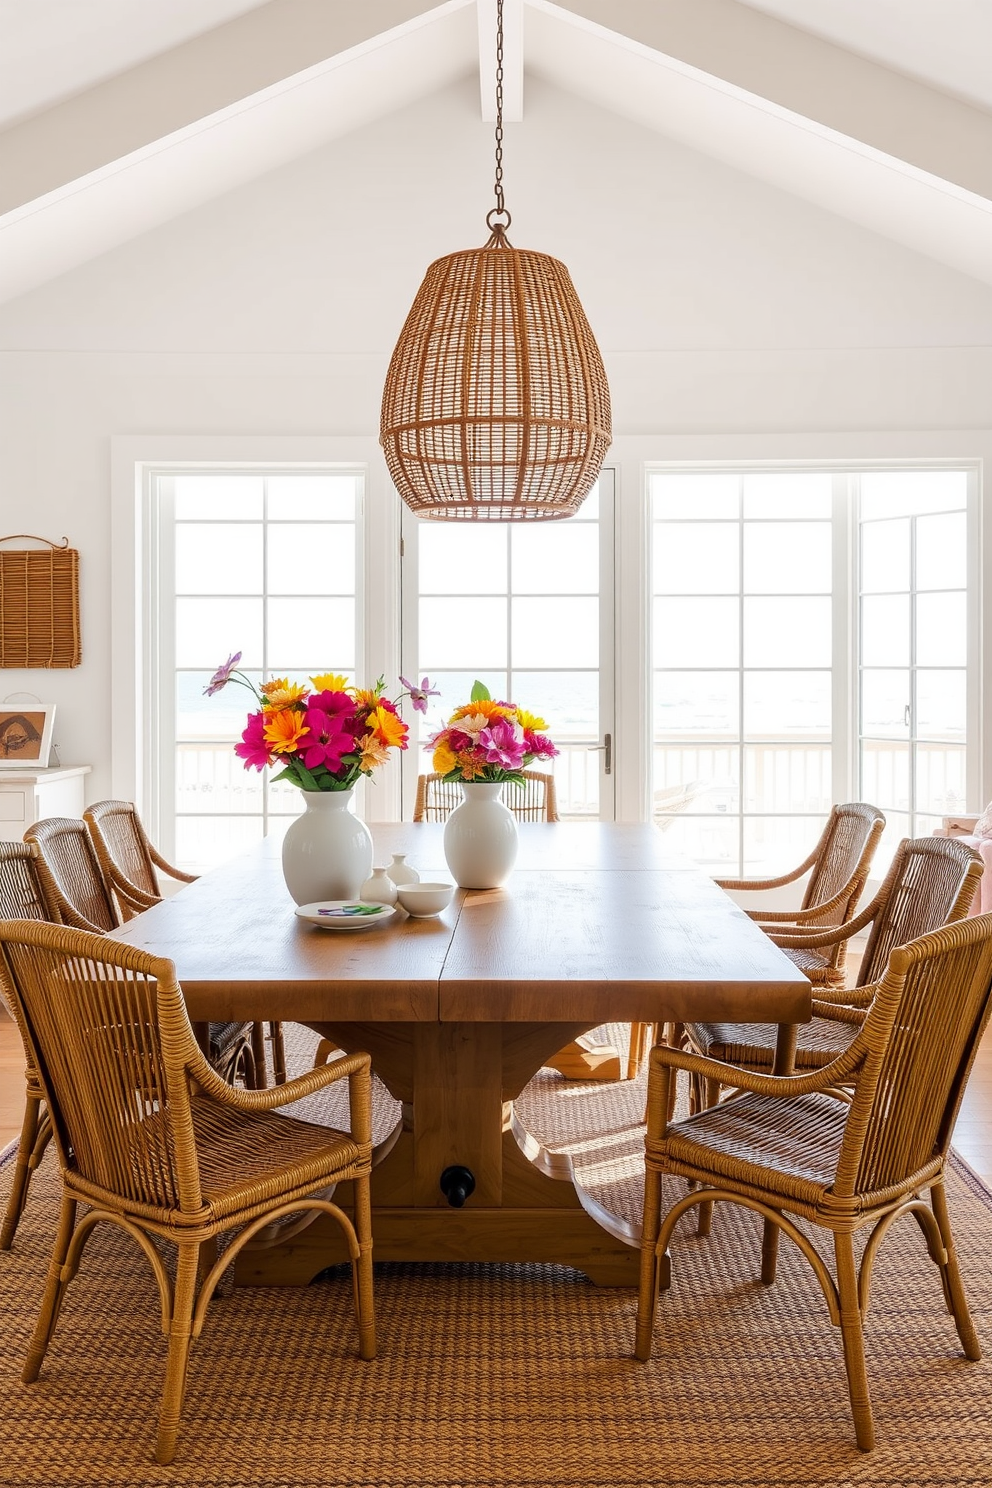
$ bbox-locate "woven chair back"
[838,913,992,1198]
[0,842,52,923]
[800,802,885,924]
[24,817,118,934]
[857,835,981,989]
[414,770,559,823]
[85,799,160,901]
[0,920,200,1216]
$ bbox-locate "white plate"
[295,900,396,931]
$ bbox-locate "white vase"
[386,853,420,887]
[360,866,398,906]
[442,781,518,890]
[281,788,374,906]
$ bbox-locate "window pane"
[267,474,356,520]
[743,523,831,594]
[861,519,909,593]
[512,598,598,668]
[658,814,738,873]
[861,596,910,666]
[511,671,598,739]
[410,670,507,747]
[175,524,262,596]
[917,593,966,665]
[917,670,965,741]
[650,471,738,519]
[743,748,832,813]
[742,815,830,876]
[742,472,831,518]
[267,524,354,594]
[743,598,831,667]
[654,598,738,667]
[916,512,966,591]
[653,523,738,595]
[176,814,264,873]
[267,597,354,673]
[861,741,910,810]
[654,749,739,806]
[862,670,910,737]
[420,597,507,668]
[419,525,507,594]
[743,672,830,737]
[176,743,263,814]
[176,597,263,668]
[916,744,966,816]
[174,475,263,520]
[655,672,738,737]
[176,670,262,739]
[512,524,598,594]
[860,470,967,519]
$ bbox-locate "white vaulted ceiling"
[0,0,990,306]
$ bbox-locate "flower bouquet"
[430,682,558,890]
[204,654,433,903]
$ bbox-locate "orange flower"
[357,732,389,771]
[450,699,511,723]
[352,687,383,710]
[262,708,309,755]
[369,705,407,750]
[455,752,487,780]
[261,679,307,710]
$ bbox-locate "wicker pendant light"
[380,0,611,521]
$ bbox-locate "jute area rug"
[0,1024,991,1487]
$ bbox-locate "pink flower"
[234,711,271,770]
[204,651,242,697]
[525,731,559,760]
[400,675,440,715]
[300,705,353,772]
[479,716,527,770]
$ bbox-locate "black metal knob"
[440,1164,475,1208]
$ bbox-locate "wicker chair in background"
[84,799,286,1085]
[0,843,56,1249]
[636,911,992,1451]
[413,769,560,823]
[0,919,376,1466]
[25,815,259,1090]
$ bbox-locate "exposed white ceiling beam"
[477,0,523,122]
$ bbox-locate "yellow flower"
[433,740,458,775]
[261,679,307,710]
[263,708,309,755]
[310,673,350,694]
[515,707,547,732]
[369,705,407,749]
[357,732,389,771]
[352,687,383,710]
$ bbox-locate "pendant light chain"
[493,0,506,221]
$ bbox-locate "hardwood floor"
[2,1005,992,1185]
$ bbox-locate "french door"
[399,473,616,819]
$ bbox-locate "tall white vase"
[442,781,518,890]
[281,788,373,905]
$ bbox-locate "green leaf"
[470,679,491,703]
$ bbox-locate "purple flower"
[204,651,242,697]
[479,716,527,771]
[400,675,440,715]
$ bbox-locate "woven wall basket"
[0,535,81,668]
[380,230,612,521]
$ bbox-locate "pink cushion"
[951,834,992,916]
[974,802,992,838]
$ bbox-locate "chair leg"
[0,1088,45,1250]
[155,1243,200,1466]
[249,1023,269,1090]
[269,1021,287,1085]
[635,1161,666,1361]
[626,1022,655,1081]
[22,1194,77,1383]
[351,1171,377,1362]
[929,1179,981,1361]
[834,1232,875,1451]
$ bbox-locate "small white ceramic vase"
[360,866,398,907]
[281,788,373,906]
[386,853,420,887]
[442,781,518,890]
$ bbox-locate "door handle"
[588,733,612,775]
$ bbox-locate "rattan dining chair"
[636,910,992,1451]
[0,919,376,1467]
[414,769,560,823]
[84,799,286,1085]
[685,834,982,1110]
[0,842,56,1250]
[27,814,260,1090]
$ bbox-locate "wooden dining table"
[111,822,811,1288]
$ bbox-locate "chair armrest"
[809,998,864,1025]
[646,1037,865,1105]
[148,841,198,884]
[715,859,812,893]
[186,1046,370,1114]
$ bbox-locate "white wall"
[1,76,991,805]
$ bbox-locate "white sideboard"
[0,766,92,842]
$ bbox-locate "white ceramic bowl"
[396,881,455,917]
